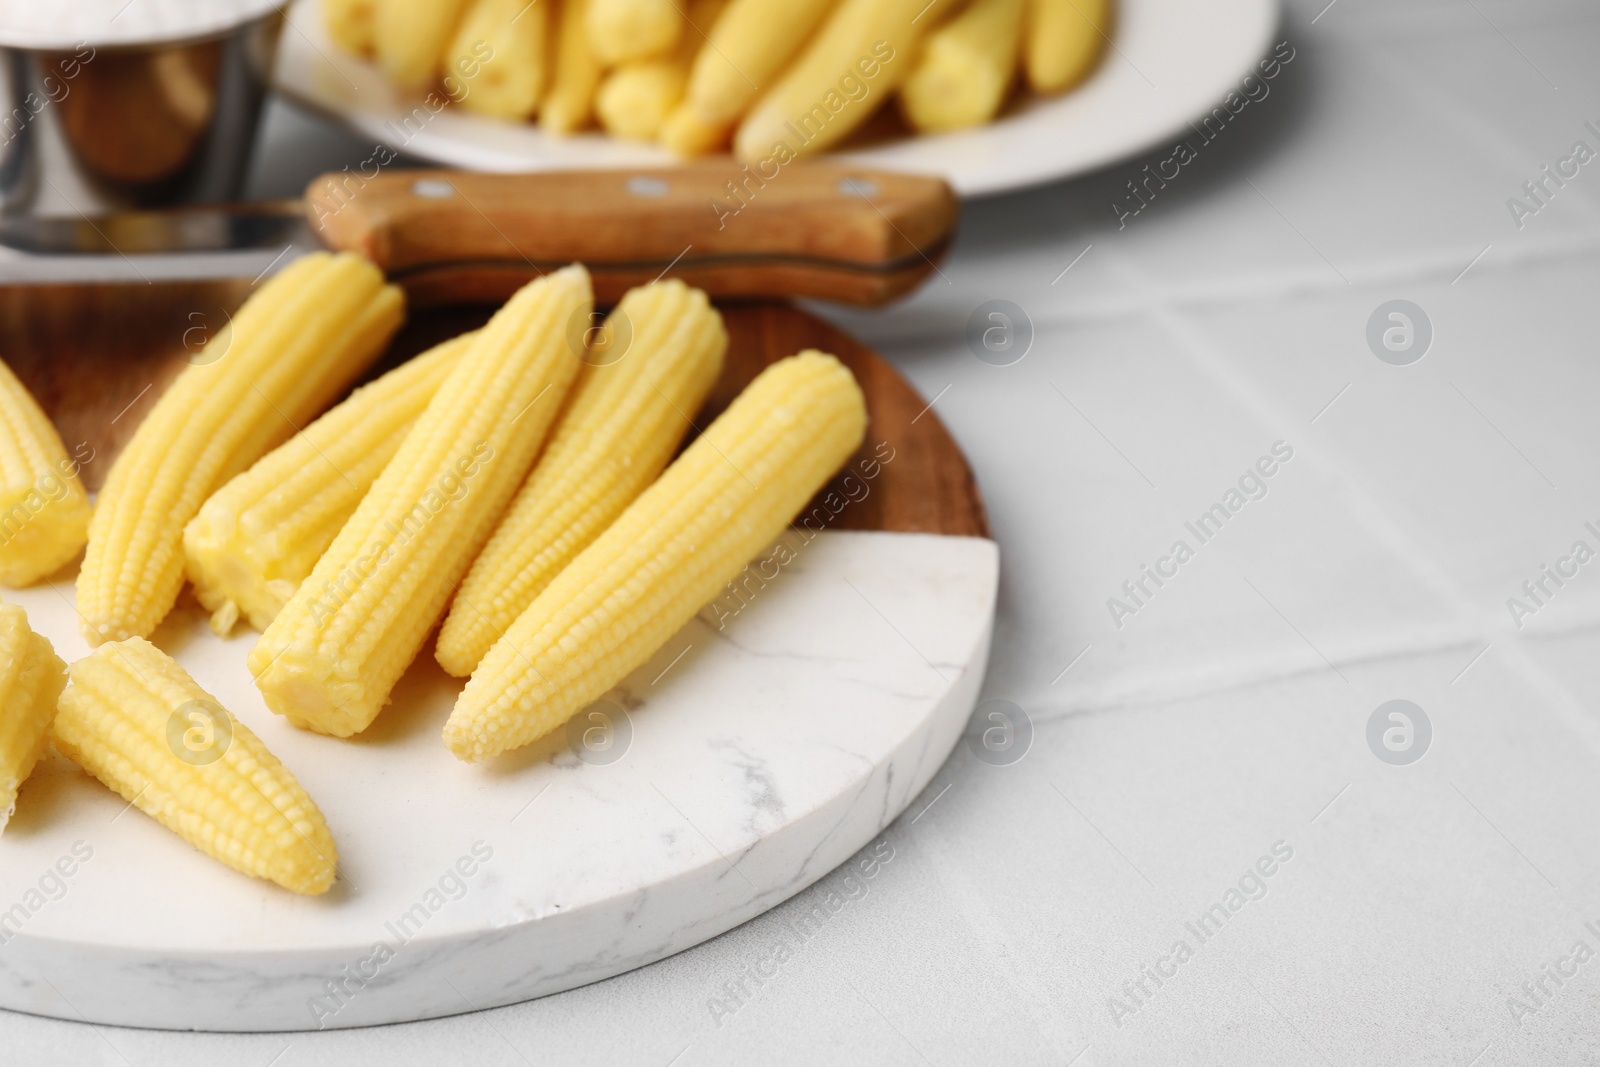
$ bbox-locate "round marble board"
[0,282,997,1032]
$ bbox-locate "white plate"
[274,0,1280,197]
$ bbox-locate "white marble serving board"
[0,530,996,1032]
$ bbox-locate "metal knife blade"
[0,200,309,255]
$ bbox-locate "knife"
[0,163,957,307]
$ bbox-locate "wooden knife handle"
[306,163,958,307]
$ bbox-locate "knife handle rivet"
[838,177,880,199]
[626,176,669,198]
[411,179,457,200]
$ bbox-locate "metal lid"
[0,0,284,50]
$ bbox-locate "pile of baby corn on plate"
[322,0,1112,152]
[0,254,866,895]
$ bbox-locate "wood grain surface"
[308,164,959,308]
[0,279,988,539]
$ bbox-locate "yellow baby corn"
[184,333,471,638]
[436,280,727,677]
[900,0,1024,132]
[596,0,726,141]
[448,0,549,119]
[445,350,866,762]
[675,0,838,128]
[542,0,605,134]
[53,638,337,895]
[1025,0,1110,94]
[0,358,91,587]
[251,266,592,739]
[323,0,379,55]
[734,0,952,162]
[662,0,837,155]
[586,0,682,65]
[0,604,67,833]
[77,252,403,646]
[597,62,688,140]
[375,0,471,88]
[659,104,732,156]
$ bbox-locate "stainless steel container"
[0,12,283,216]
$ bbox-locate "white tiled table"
[7,0,1600,1062]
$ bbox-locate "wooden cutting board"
[0,279,997,1031]
[0,281,987,537]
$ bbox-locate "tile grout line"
[829,231,1600,353]
[1097,242,1600,761]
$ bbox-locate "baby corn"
[586,0,682,65]
[77,253,403,646]
[323,0,379,55]
[597,62,689,140]
[1025,0,1111,94]
[448,0,549,119]
[185,334,471,637]
[596,0,726,141]
[445,350,866,762]
[0,357,91,587]
[900,0,1024,132]
[251,266,592,739]
[53,638,337,895]
[677,0,838,126]
[436,280,727,677]
[659,105,732,156]
[663,0,838,155]
[542,0,605,134]
[375,0,471,88]
[0,604,67,833]
[734,0,951,162]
